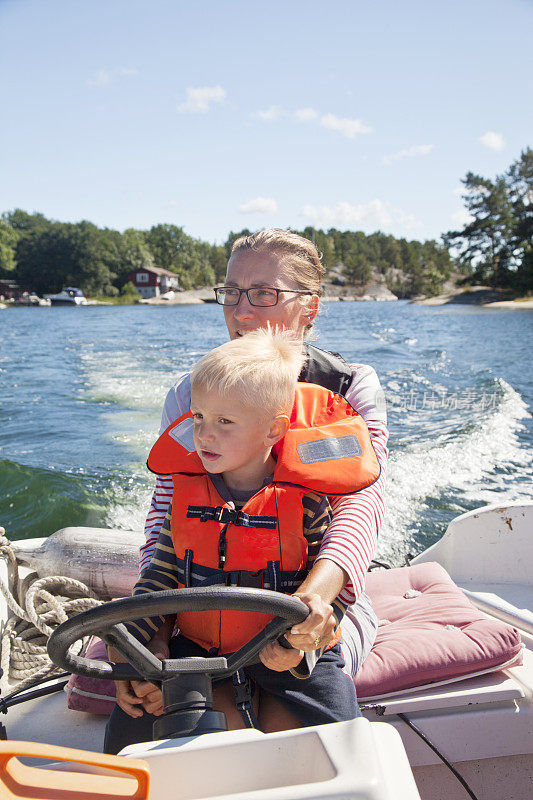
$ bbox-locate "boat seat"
[354,562,523,703]
[66,562,524,716]
[359,648,531,715]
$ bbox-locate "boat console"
[44,586,421,798]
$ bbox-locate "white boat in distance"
[45,287,88,306]
[0,501,531,800]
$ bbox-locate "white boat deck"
[4,630,532,769]
[4,684,106,753]
[1,502,532,799]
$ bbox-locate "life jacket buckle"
[233,679,253,706]
[236,569,265,589]
[214,506,226,522]
[214,506,239,523]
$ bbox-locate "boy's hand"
[259,640,304,672]
[285,591,336,652]
[114,679,145,718]
[110,635,170,718]
[133,635,170,715]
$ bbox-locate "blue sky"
[1,0,531,244]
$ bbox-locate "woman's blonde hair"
[190,327,305,419]
[230,229,324,334]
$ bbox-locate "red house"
[127,266,180,299]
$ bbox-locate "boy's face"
[190,384,283,486]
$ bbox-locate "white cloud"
[253,106,372,139]
[254,105,284,121]
[382,144,434,165]
[451,209,475,227]
[238,197,278,214]
[177,86,226,114]
[479,131,506,151]
[461,183,491,197]
[87,67,138,86]
[319,113,373,139]
[301,200,418,230]
[87,70,110,87]
[294,107,319,122]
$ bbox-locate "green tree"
[506,148,533,292]
[120,280,139,298]
[145,224,187,270]
[224,230,252,260]
[210,244,228,282]
[3,209,50,234]
[113,229,154,287]
[0,219,19,274]
[15,221,119,296]
[145,224,215,288]
[444,149,532,292]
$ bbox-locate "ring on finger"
[314,635,322,647]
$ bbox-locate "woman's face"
[222,250,318,341]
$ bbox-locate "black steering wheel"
[47,586,309,683]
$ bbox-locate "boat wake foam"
[378,378,531,563]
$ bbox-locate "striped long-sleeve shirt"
[140,363,388,607]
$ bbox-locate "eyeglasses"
[214,286,312,307]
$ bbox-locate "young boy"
[104,329,379,752]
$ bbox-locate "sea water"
[0,302,531,564]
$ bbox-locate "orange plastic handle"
[0,741,150,800]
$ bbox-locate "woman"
[105,229,388,751]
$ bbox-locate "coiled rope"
[0,531,102,694]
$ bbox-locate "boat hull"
[1,502,532,799]
[50,299,87,305]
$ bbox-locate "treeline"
[306,229,452,297]
[1,149,529,299]
[0,211,454,298]
[0,212,226,297]
[444,148,532,293]
[227,228,454,298]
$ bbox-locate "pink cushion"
[354,562,523,700]
[66,637,116,715]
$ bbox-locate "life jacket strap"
[177,556,306,593]
[232,669,260,729]
[186,505,278,529]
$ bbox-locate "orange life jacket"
[147,382,380,654]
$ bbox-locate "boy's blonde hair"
[190,328,305,419]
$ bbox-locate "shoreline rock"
[137,287,215,305]
[322,280,398,302]
[410,286,533,308]
[482,299,533,309]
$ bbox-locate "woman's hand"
[284,591,336,652]
[259,640,304,672]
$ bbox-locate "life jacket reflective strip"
[147,383,380,654]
